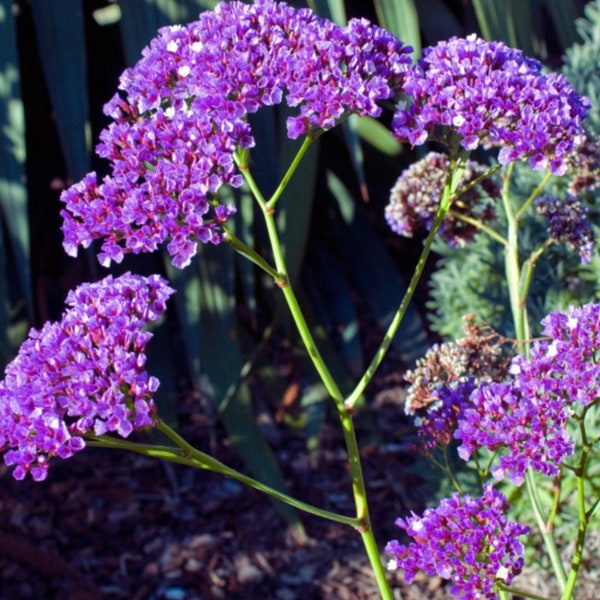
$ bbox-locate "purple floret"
[455,374,574,486]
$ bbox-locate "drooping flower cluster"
[454,302,600,485]
[386,484,529,600]
[393,34,590,174]
[0,273,174,481]
[385,152,500,246]
[60,0,412,268]
[535,193,595,263]
[404,316,510,454]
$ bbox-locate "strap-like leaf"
[0,0,33,370]
[327,170,429,363]
[30,0,90,180]
[119,0,220,64]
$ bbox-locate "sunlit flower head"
[61,0,412,268]
[393,35,590,175]
[0,274,174,481]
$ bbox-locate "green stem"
[447,209,508,246]
[499,584,553,600]
[561,469,587,600]
[86,424,360,528]
[525,469,567,590]
[345,150,470,409]
[267,136,314,210]
[223,226,283,282]
[502,163,528,348]
[441,448,464,494]
[234,146,393,598]
[502,164,567,590]
[233,151,268,205]
[454,162,502,197]
[561,410,595,600]
[260,204,393,599]
[515,170,553,221]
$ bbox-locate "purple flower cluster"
[454,302,600,485]
[385,152,500,246]
[0,274,174,481]
[535,194,595,263]
[386,484,528,599]
[393,34,590,174]
[455,375,573,486]
[60,0,412,268]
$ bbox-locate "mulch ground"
[1,365,599,599]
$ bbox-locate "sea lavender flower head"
[60,0,412,268]
[453,304,600,485]
[535,193,595,263]
[0,273,174,481]
[410,380,476,456]
[386,483,529,599]
[393,35,590,175]
[385,152,500,246]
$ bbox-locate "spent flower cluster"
[60,0,412,268]
[566,132,600,194]
[0,274,174,481]
[404,316,509,455]
[385,152,500,247]
[386,483,529,599]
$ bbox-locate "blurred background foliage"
[0,0,593,523]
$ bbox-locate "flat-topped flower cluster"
[0,274,174,481]
[392,34,590,174]
[386,484,529,599]
[61,0,412,268]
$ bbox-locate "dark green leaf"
[0,0,33,370]
[327,170,429,363]
[30,0,90,179]
[118,0,220,64]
